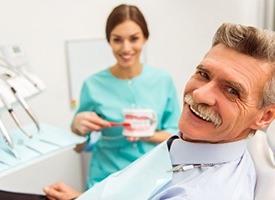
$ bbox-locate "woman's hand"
[43,181,81,200]
[72,112,111,136]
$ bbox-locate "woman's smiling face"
[109,20,146,69]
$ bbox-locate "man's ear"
[251,105,275,130]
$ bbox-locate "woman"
[71,4,179,189]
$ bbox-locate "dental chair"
[247,121,275,200]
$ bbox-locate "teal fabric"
[76,64,180,188]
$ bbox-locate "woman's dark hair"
[106,4,149,42]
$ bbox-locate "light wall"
[0,0,267,130]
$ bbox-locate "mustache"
[184,94,222,127]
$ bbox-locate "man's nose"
[192,83,217,106]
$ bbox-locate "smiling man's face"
[178,44,273,143]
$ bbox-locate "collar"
[169,133,247,165]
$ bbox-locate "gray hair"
[212,23,275,108]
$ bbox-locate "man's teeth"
[184,95,192,103]
[190,106,212,122]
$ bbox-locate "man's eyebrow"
[196,65,210,73]
[223,80,247,95]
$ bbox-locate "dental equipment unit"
[0,116,13,148]
[0,91,32,138]
[0,56,42,91]
[0,116,20,159]
[0,73,40,131]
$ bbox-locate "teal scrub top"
[76,64,180,188]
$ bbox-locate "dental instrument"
[0,117,13,148]
[0,73,40,131]
[0,92,32,138]
[0,117,20,159]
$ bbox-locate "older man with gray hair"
[44,23,275,200]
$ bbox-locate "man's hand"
[43,181,81,200]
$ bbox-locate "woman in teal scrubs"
[71,4,180,189]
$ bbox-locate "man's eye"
[228,88,239,96]
[199,71,209,79]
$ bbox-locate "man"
[44,23,275,200]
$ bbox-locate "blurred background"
[0,0,274,130]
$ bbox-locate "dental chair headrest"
[266,121,275,164]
